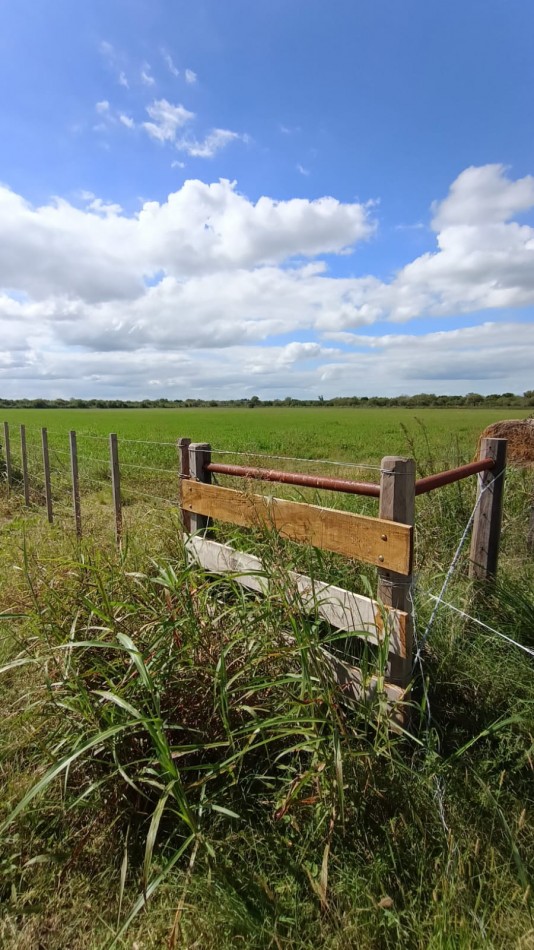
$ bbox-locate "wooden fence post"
[188,442,212,535]
[70,430,82,539]
[178,437,192,533]
[109,433,122,544]
[3,422,12,491]
[377,457,416,687]
[20,424,30,506]
[41,427,53,523]
[528,495,534,556]
[469,437,507,580]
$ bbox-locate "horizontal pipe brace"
[205,462,381,497]
[414,457,494,495]
[205,458,495,498]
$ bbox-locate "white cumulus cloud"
[0,178,374,304]
[1,165,534,398]
[176,128,247,158]
[142,99,195,143]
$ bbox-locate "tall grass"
[1,428,533,948]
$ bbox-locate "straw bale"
[477,418,534,466]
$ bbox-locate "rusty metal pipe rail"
[204,457,495,499]
[415,457,494,495]
[204,462,381,497]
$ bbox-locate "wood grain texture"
[469,437,507,579]
[109,433,122,544]
[290,573,407,657]
[188,442,212,535]
[528,495,534,555]
[20,424,30,507]
[182,480,412,573]
[69,430,82,539]
[186,537,268,594]
[316,648,405,706]
[3,421,12,490]
[186,536,408,655]
[378,456,416,686]
[186,537,406,710]
[41,428,53,523]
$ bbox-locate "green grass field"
[1,408,533,948]
[2,406,531,463]
[2,406,530,522]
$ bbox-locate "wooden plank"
[70,430,82,539]
[3,422,12,490]
[20,424,30,506]
[378,457,416,686]
[316,649,405,706]
[41,428,53,523]
[269,625,405,708]
[182,479,412,573]
[289,573,407,657]
[186,536,268,594]
[185,536,408,655]
[528,492,534,555]
[469,438,507,580]
[109,433,122,544]
[186,540,405,708]
[188,442,212,535]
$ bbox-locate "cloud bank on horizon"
[0,1,533,399]
[1,164,533,398]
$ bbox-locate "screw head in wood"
[378,555,385,562]
[381,533,387,541]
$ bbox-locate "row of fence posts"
[1,424,512,582]
[1,422,122,543]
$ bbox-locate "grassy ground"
[1,406,531,464]
[1,410,533,948]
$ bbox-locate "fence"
[0,422,507,711]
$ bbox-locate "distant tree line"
[1,392,533,409]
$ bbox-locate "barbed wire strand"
[421,591,534,658]
[201,447,384,471]
[412,469,505,669]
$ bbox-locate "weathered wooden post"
[187,442,212,535]
[20,424,30,506]
[377,457,416,687]
[3,422,12,491]
[41,427,53,523]
[528,496,534,555]
[177,437,192,533]
[70,430,82,539]
[469,438,507,580]
[109,433,122,544]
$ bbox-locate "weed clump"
[1,451,533,948]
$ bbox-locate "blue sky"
[1,0,533,398]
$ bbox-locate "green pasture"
[2,406,530,539]
[1,405,533,948]
[1,405,530,463]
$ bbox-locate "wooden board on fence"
[186,537,408,657]
[317,649,405,706]
[186,536,269,594]
[182,480,412,574]
[186,537,406,710]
